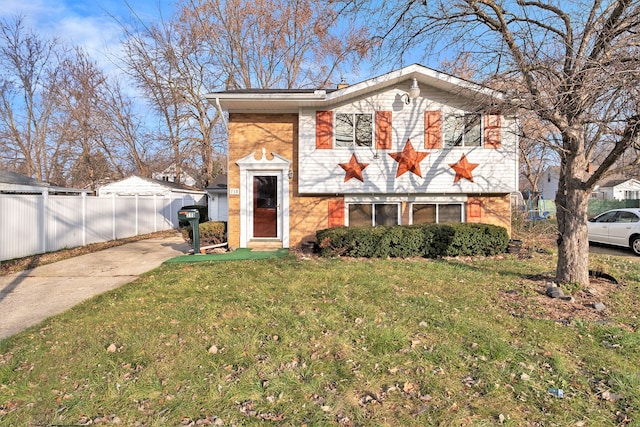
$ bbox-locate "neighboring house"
[541,163,639,202]
[97,175,205,200]
[152,163,198,187]
[206,174,228,222]
[538,166,561,201]
[0,170,88,195]
[593,178,640,201]
[207,64,519,249]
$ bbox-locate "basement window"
[348,203,399,226]
[412,203,464,224]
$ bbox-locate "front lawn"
[1,250,639,426]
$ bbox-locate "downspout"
[215,97,228,133]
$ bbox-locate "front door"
[253,175,278,238]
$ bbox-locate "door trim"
[237,149,290,248]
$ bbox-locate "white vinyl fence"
[0,193,205,262]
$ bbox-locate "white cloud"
[1,1,173,80]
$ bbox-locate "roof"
[207,64,505,112]
[0,170,89,194]
[598,178,640,188]
[137,176,202,192]
[98,175,205,195]
[0,170,50,187]
[206,174,227,193]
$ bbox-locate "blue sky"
[0,0,174,74]
[0,0,444,86]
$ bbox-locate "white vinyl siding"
[298,83,518,195]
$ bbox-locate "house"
[538,166,560,202]
[206,174,228,221]
[207,64,519,249]
[593,178,640,200]
[98,175,205,202]
[152,163,198,187]
[0,170,88,195]
[541,163,639,202]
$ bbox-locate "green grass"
[1,251,639,426]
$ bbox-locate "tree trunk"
[555,151,590,286]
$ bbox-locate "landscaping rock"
[593,302,606,311]
[546,286,564,298]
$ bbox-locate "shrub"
[181,221,227,246]
[316,223,508,258]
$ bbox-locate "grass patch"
[1,252,639,426]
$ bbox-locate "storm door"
[252,175,278,238]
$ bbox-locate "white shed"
[98,176,204,197]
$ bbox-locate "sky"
[0,0,438,87]
[0,0,175,75]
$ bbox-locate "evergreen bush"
[317,223,508,258]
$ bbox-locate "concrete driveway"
[0,234,190,340]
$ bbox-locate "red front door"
[253,175,277,237]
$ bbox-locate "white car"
[587,208,640,256]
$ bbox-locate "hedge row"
[316,223,509,258]
[181,221,227,246]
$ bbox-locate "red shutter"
[484,113,501,148]
[424,110,442,149]
[467,199,483,221]
[328,199,345,227]
[375,111,392,149]
[316,111,333,149]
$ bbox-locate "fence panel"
[47,196,84,251]
[0,193,206,261]
[85,197,115,244]
[0,195,42,260]
[588,199,640,216]
[114,197,138,239]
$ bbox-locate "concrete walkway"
[0,234,190,340]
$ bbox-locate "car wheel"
[632,236,640,256]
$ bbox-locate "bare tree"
[0,15,62,181]
[118,16,191,184]
[356,0,640,286]
[53,47,117,190]
[100,77,154,178]
[178,0,372,90]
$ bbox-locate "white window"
[335,113,373,148]
[444,113,481,147]
[411,203,464,224]
[348,203,399,226]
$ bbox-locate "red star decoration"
[388,139,429,178]
[339,153,369,182]
[449,153,479,183]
